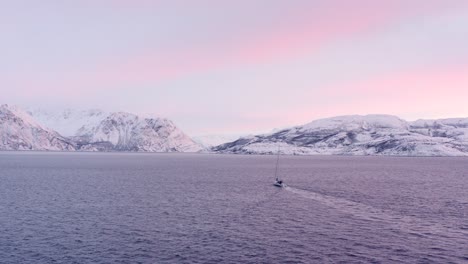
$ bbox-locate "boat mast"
[274,145,280,180]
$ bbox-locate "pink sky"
[1,1,468,135]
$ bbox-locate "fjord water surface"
[0,152,467,263]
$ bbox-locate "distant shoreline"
[1,150,467,158]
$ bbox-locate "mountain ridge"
[3,106,468,156]
[212,114,468,156]
[0,105,202,152]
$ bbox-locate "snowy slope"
[27,108,108,137]
[410,118,468,141]
[11,106,202,152]
[0,105,75,151]
[75,112,202,152]
[213,115,468,156]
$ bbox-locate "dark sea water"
[1,152,467,264]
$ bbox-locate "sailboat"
[273,146,285,188]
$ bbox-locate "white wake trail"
[285,186,468,241]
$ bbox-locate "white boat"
[273,147,285,188]
[274,178,285,187]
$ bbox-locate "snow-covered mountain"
[27,108,108,137]
[73,112,202,152]
[0,105,75,151]
[1,106,202,152]
[212,115,468,156]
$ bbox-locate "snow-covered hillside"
[212,115,468,156]
[2,106,202,152]
[28,108,108,137]
[0,105,75,151]
[74,112,202,152]
[410,118,468,142]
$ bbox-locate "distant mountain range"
[2,105,468,156]
[212,115,468,156]
[0,105,201,152]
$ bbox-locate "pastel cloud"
[13,0,464,93]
